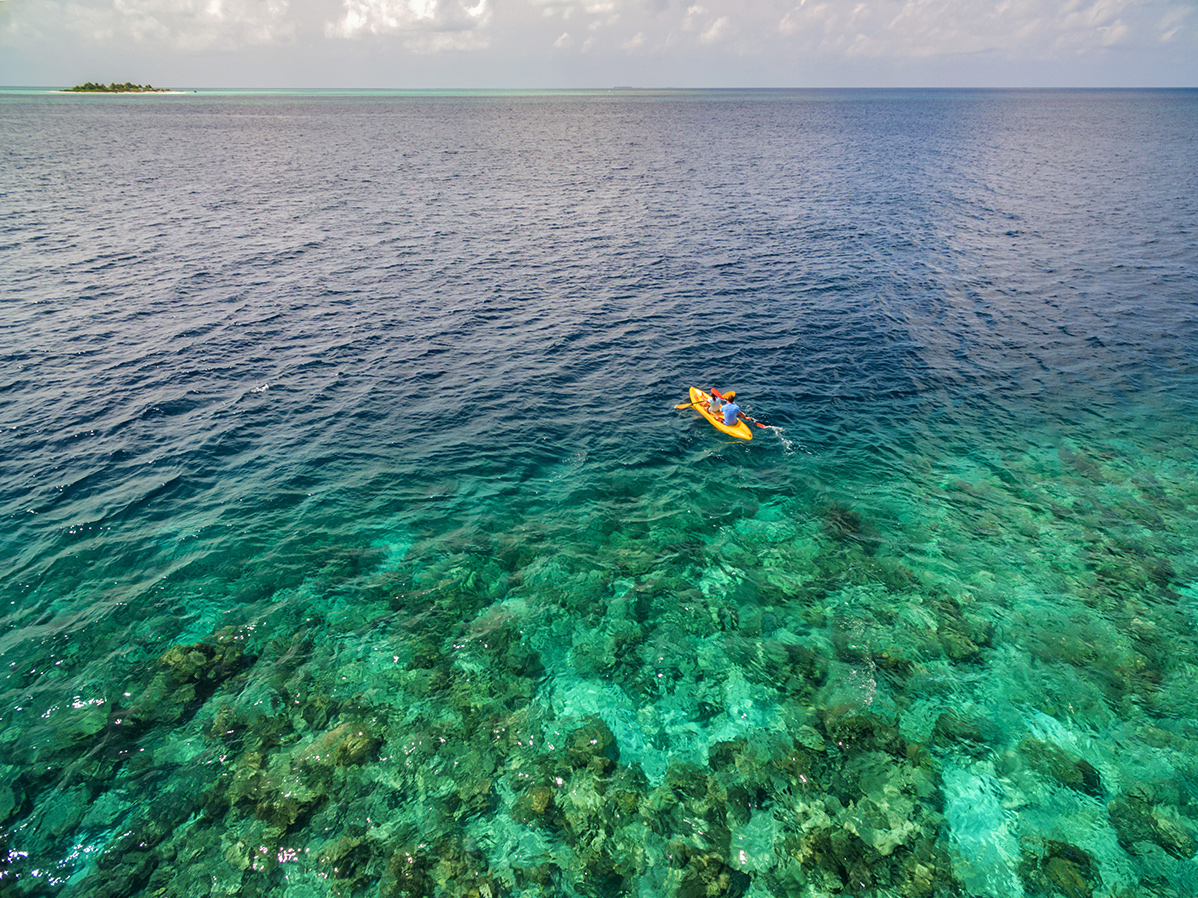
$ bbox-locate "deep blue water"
[2,89,1198,898]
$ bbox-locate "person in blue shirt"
[708,388,747,426]
[721,393,742,427]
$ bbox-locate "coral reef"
[4,418,1198,898]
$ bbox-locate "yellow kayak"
[687,387,752,440]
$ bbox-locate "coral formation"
[4,420,1198,898]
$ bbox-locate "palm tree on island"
[63,82,169,93]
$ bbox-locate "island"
[63,82,169,93]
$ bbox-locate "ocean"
[2,88,1197,898]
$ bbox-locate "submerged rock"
[647,762,732,856]
[160,626,251,692]
[1108,786,1198,859]
[512,783,560,828]
[1019,839,1100,898]
[49,700,110,747]
[0,781,18,825]
[381,844,436,897]
[794,725,825,753]
[295,720,382,769]
[226,719,382,834]
[726,637,828,696]
[670,848,750,898]
[821,502,877,550]
[841,795,921,858]
[1020,737,1103,797]
[564,717,619,772]
[1045,855,1095,898]
[122,629,254,730]
[252,776,323,830]
[820,705,905,757]
[938,628,981,662]
[318,834,380,887]
[931,711,996,757]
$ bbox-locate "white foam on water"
[761,425,797,453]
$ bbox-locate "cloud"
[110,0,294,48]
[1157,6,1190,41]
[4,0,496,53]
[1,0,296,50]
[699,13,728,43]
[776,0,1188,59]
[327,0,491,45]
[681,3,730,45]
[1,0,1194,76]
[531,0,1195,62]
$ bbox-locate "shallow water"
[2,88,1198,897]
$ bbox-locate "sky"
[0,0,1195,88]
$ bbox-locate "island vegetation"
[63,82,169,93]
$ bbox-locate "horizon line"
[4,84,1198,94]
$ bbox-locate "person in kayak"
[720,391,744,427]
[708,390,725,416]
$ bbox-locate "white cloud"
[682,3,706,30]
[0,0,1194,80]
[0,0,295,49]
[699,13,728,43]
[536,0,1195,63]
[327,0,491,46]
[109,0,293,48]
[17,1,118,43]
[776,0,1186,59]
[681,2,730,44]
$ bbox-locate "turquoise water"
[2,89,1198,897]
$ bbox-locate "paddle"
[674,388,714,410]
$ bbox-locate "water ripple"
[2,89,1198,897]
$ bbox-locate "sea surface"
[2,88,1198,898]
